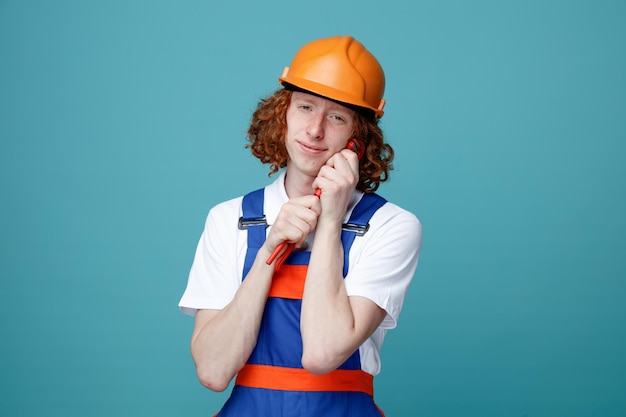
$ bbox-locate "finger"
[275,207,318,243]
[316,160,357,190]
[338,149,360,174]
[324,151,358,178]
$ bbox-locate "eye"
[329,113,351,124]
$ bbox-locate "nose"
[306,113,325,139]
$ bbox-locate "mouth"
[298,141,327,155]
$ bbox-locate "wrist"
[315,217,342,238]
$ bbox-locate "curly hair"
[246,89,394,193]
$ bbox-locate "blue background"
[1,1,625,416]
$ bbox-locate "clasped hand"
[267,149,359,253]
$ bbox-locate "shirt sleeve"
[344,203,422,329]
[178,198,243,316]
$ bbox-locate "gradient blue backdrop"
[1,1,625,416]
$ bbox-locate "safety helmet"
[279,36,386,118]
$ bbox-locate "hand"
[313,149,360,222]
[265,195,322,253]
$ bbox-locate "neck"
[284,168,316,198]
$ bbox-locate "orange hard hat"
[279,36,386,118]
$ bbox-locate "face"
[285,91,356,178]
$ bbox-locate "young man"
[179,36,422,416]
